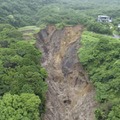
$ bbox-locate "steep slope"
[36,25,97,120]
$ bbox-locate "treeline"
[0,0,120,34]
[0,0,43,26]
[78,31,120,120]
[0,24,47,119]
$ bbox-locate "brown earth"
[36,25,97,120]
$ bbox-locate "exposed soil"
[36,25,97,120]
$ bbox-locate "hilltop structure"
[97,15,112,22]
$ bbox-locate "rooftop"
[98,15,109,18]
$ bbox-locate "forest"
[0,24,47,119]
[0,0,120,119]
[78,32,120,120]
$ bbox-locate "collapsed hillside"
[36,25,97,120]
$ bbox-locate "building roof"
[98,15,109,18]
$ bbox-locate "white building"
[97,15,112,22]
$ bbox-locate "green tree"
[78,31,120,119]
[0,93,41,120]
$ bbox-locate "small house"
[97,15,112,22]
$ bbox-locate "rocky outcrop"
[36,25,97,120]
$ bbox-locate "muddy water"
[36,25,96,120]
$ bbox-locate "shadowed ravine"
[36,25,97,120]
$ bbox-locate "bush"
[87,22,113,35]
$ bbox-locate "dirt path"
[36,25,97,120]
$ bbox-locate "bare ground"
[36,25,97,120]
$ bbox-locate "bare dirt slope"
[36,25,97,120]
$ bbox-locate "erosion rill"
[36,25,96,120]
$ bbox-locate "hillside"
[0,0,120,120]
[0,0,120,27]
[36,25,96,120]
[78,31,120,120]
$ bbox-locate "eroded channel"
[36,25,96,120]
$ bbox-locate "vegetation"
[18,26,41,43]
[0,24,47,119]
[0,0,120,34]
[0,93,41,120]
[0,0,120,119]
[78,31,120,120]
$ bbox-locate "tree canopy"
[0,93,41,120]
[78,31,120,120]
[0,24,47,119]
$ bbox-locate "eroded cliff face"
[36,25,96,120]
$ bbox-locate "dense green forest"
[0,0,120,32]
[78,32,120,120]
[0,24,47,119]
[0,0,120,119]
